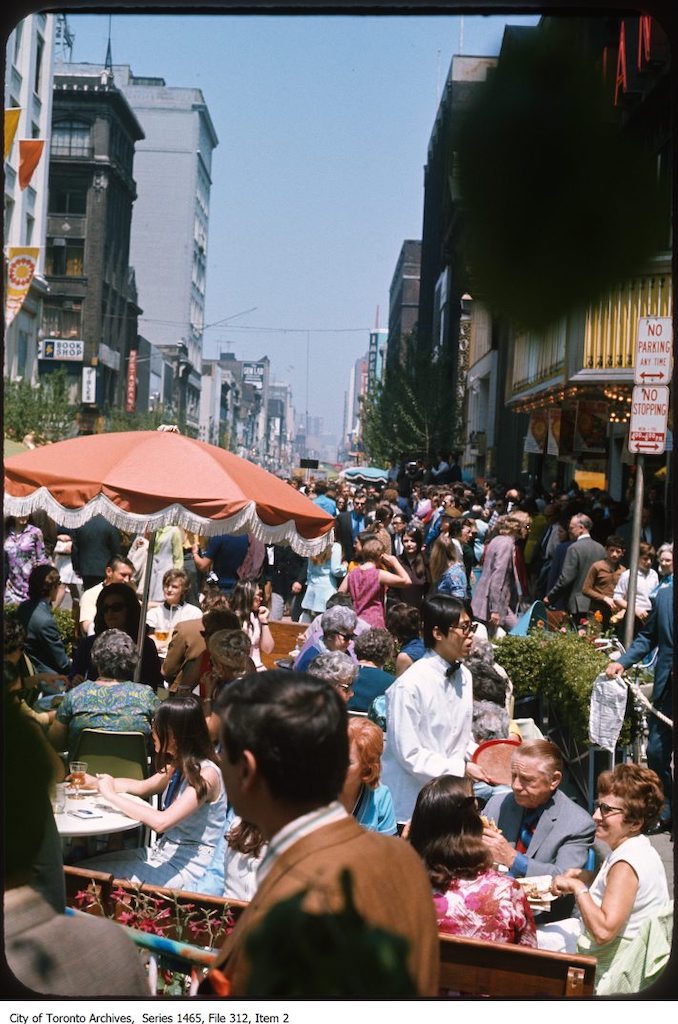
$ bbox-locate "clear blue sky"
[65,12,539,438]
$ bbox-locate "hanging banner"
[18,139,45,190]
[547,408,561,456]
[574,399,609,453]
[523,409,548,453]
[126,349,138,413]
[4,108,21,160]
[4,247,39,327]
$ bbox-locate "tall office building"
[56,62,219,430]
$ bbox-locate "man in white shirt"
[381,594,489,824]
[78,555,136,635]
[612,542,659,624]
[211,670,439,996]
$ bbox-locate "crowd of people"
[2,462,673,997]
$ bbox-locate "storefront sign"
[38,339,84,361]
[126,349,138,413]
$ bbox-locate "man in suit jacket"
[211,670,439,996]
[162,604,239,691]
[482,739,595,881]
[607,581,673,832]
[335,491,367,562]
[545,513,606,615]
[71,513,123,591]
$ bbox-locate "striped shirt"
[256,801,349,885]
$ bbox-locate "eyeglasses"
[103,602,126,613]
[594,800,625,818]
[335,682,354,694]
[454,621,478,637]
[335,632,356,642]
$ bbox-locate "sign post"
[623,317,673,647]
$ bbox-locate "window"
[42,302,82,339]
[17,330,29,378]
[13,22,23,64]
[45,238,85,277]
[48,187,87,214]
[25,214,34,245]
[51,120,91,158]
[34,36,44,93]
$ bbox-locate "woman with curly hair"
[348,628,395,712]
[409,774,536,946]
[540,764,670,992]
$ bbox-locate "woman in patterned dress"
[4,516,46,605]
[48,629,160,762]
[409,774,536,947]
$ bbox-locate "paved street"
[650,830,674,891]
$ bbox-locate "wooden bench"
[260,620,308,670]
[65,868,596,995]
[439,932,596,997]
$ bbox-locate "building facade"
[69,64,219,433]
[386,239,421,373]
[4,12,55,386]
[43,64,144,418]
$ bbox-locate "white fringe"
[3,489,334,557]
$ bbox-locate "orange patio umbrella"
[5,430,334,676]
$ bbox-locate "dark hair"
[421,594,464,649]
[605,534,625,550]
[203,607,241,637]
[27,563,60,601]
[93,581,141,636]
[408,775,492,889]
[353,628,394,667]
[596,763,664,829]
[325,591,354,611]
[216,670,348,806]
[4,617,26,655]
[230,580,260,628]
[638,541,655,559]
[386,603,421,645]
[227,818,266,858]
[153,693,219,801]
[106,554,135,573]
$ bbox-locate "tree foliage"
[3,369,77,444]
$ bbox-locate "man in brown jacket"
[162,603,239,691]
[212,670,439,996]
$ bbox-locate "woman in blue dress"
[80,693,227,892]
[340,717,397,835]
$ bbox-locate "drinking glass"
[69,761,88,799]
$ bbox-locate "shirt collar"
[257,801,348,884]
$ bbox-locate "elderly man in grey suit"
[482,740,595,893]
[544,513,606,617]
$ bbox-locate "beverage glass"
[154,630,169,644]
[52,782,67,814]
[69,761,88,799]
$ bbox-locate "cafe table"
[55,790,147,839]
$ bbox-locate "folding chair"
[72,729,150,780]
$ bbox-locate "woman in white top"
[146,568,202,658]
[538,764,669,992]
[612,542,659,626]
[229,580,274,671]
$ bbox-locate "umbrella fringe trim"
[3,490,334,557]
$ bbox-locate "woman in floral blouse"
[409,774,536,947]
[48,629,159,762]
[4,516,46,605]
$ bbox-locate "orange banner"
[18,139,45,190]
[4,108,21,160]
[5,247,39,327]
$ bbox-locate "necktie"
[515,813,538,854]
[445,662,461,677]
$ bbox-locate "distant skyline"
[59,12,540,436]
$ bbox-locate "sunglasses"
[335,632,356,642]
[454,621,478,637]
[594,800,625,817]
[103,602,126,613]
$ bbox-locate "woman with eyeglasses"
[69,582,162,691]
[538,764,669,993]
[48,629,160,763]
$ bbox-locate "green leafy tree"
[3,369,76,444]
